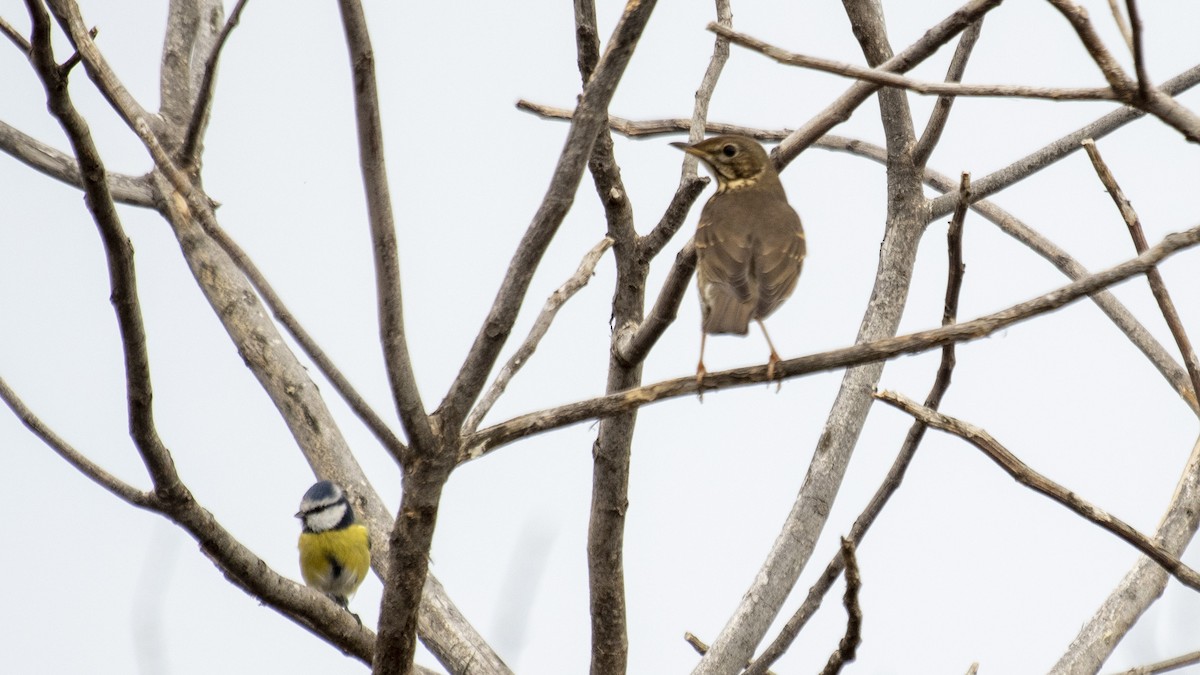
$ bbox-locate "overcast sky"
[3,1,1200,673]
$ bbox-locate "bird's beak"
[670,141,705,158]
[294,510,305,518]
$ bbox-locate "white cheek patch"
[306,503,348,532]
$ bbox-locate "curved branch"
[1050,439,1200,673]
[714,21,1114,101]
[913,18,984,167]
[877,390,1200,592]
[337,0,434,459]
[27,0,181,495]
[0,376,150,507]
[180,0,249,165]
[463,221,1200,461]
[772,0,1003,168]
[464,237,613,434]
[437,0,661,430]
[0,120,154,206]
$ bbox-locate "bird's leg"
[696,331,708,401]
[756,319,783,392]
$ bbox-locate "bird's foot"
[696,362,707,402]
[767,352,782,392]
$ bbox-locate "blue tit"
[296,480,371,610]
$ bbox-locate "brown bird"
[671,135,806,386]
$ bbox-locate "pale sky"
[2,1,1200,673]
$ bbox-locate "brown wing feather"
[696,203,756,335]
[751,201,805,320]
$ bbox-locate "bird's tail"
[702,291,754,335]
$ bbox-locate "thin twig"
[27,0,182,496]
[463,237,613,434]
[336,0,434,459]
[1106,0,1133,51]
[1050,435,1200,673]
[614,239,698,367]
[817,538,862,675]
[914,19,984,167]
[180,0,250,166]
[711,21,1115,102]
[1046,0,1130,91]
[516,100,792,139]
[200,221,410,455]
[0,119,155,206]
[437,0,661,430]
[0,15,30,53]
[1125,0,1149,98]
[43,0,154,133]
[0,376,150,507]
[1112,649,1200,675]
[1081,139,1200,411]
[57,25,95,74]
[744,173,971,675]
[1047,0,1200,143]
[682,632,778,675]
[462,220,1200,460]
[780,0,1003,172]
[876,390,1200,592]
[678,0,732,181]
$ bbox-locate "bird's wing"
[696,207,757,334]
[753,203,806,320]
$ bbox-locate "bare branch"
[1082,138,1200,411]
[694,1,928,669]
[26,0,181,496]
[1106,0,1133,51]
[0,120,155,206]
[199,220,410,455]
[463,237,613,434]
[463,219,1200,460]
[44,0,156,133]
[515,100,794,139]
[0,15,30,53]
[1,378,380,662]
[614,239,698,367]
[773,0,1003,168]
[816,538,862,675]
[336,0,434,459]
[1051,435,1200,673]
[712,21,1115,101]
[1047,0,1131,91]
[877,390,1200,592]
[180,0,250,165]
[1111,650,1200,675]
[572,3,652,670]
[1125,0,1149,96]
[0,377,150,507]
[437,0,660,428]
[678,0,731,181]
[820,134,1198,413]
[682,632,777,675]
[1047,0,1200,143]
[744,174,970,675]
[928,62,1200,217]
[517,96,1200,413]
[914,18,984,167]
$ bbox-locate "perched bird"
[671,135,806,385]
[296,480,371,613]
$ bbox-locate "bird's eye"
[722,144,738,157]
